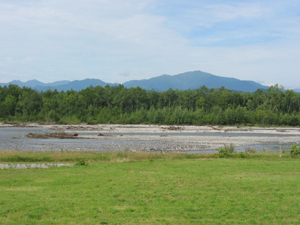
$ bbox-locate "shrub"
[238,152,246,158]
[217,144,235,158]
[227,143,235,153]
[76,159,87,166]
[245,147,256,153]
[290,144,300,156]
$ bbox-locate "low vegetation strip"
[0,155,300,224]
[0,150,299,164]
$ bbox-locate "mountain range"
[0,70,272,92]
[293,88,300,93]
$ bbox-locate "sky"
[0,0,300,88]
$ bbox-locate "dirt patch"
[207,125,222,131]
[276,130,286,132]
[5,187,44,191]
[65,125,102,130]
[0,163,74,169]
[161,126,184,131]
[26,132,79,139]
[98,133,114,137]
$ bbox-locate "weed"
[100,219,108,225]
[210,153,219,158]
[238,152,250,158]
[290,144,300,156]
[217,144,235,158]
[0,150,298,164]
[245,147,256,153]
[76,159,87,166]
[227,143,235,153]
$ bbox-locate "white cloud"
[0,0,299,88]
[189,3,268,27]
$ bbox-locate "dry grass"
[0,150,212,163]
[161,125,184,130]
[25,132,79,139]
[0,150,298,164]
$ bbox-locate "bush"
[245,147,256,153]
[76,159,87,166]
[217,144,235,158]
[237,152,250,158]
[290,144,300,156]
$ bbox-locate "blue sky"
[0,0,300,88]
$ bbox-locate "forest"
[0,84,300,126]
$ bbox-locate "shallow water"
[82,132,298,137]
[0,127,179,152]
[0,127,299,153]
[186,143,294,154]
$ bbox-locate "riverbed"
[0,123,299,153]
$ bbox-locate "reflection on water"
[235,144,292,153]
[186,143,296,154]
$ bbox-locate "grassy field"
[1,151,300,224]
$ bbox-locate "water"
[235,144,292,153]
[80,132,298,138]
[0,127,182,152]
[0,127,298,153]
[186,143,294,154]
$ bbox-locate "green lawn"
[1,153,300,224]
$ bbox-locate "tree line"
[0,84,300,126]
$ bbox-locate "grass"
[0,150,298,163]
[0,151,213,163]
[1,151,300,224]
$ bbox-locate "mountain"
[11,79,45,87]
[0,80,71,88]
[41,80,71,87]
[0,79,116,92]
[123,71,268,92]
[0,70,270,92]
[0,79,43,87]
[34,79,118,92]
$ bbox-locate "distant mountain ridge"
[0,79,118,92]
[3,79,71,88]
[123,71,268,92]
[0,70,275,92]
[293,88,300,93]
[34,79,119,92]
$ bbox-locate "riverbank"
[0,123,300,152]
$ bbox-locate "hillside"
[0,70,269,92]
[123,71,268,92]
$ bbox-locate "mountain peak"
[0,70,274,92]
[123,70,269,92]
